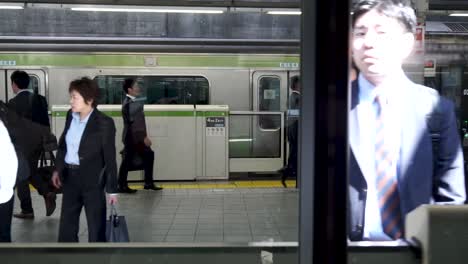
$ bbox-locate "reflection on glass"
[95,75,209,105]
[349,0,466,243]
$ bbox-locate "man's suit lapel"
[349,81,374,181]
[398,84,426,181]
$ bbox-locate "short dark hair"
[352,0,417,33]
[10,70,30,90]
[69,77,100,108]
[122,78,137,94]
[291,76,300,90]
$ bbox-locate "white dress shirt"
[357,73,403,240]
[0,120,18,204]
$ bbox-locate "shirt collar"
[358,70,408,104]
[126,94,136,100]
[16,89,34,95]
[72,109,94,124]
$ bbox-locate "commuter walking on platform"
[349,0,465,241]
[0,120,18,242]
[8,70,57,219]
[52,77,118,242]
[118,78,162,193]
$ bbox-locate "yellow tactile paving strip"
[130,180,297,189]
[29,180,297,191]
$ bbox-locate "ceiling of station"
[429,0,468,10]
[5,0,300,8]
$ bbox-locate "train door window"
[258,76,281,129]
[94,75,209,105]
[28,75,40,94]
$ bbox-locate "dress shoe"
[44,192,57,216]
[13,212,34,219]
[144,185,163,191]
[118,186,137,194]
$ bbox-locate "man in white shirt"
[348,0,465,241]
[0,120,18,242]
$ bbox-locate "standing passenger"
[349,0,465,241]
[0,119,18,242]
[280,76,301,187]
[8,70,57,219]
[51,77,118,242]
[118,78,162,193]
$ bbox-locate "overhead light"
[450,13,468,17]
[0,3,23,9]
[71,6,224,14]
[267,10,301,15]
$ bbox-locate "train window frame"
[94,75,210,105]
[257,75,282,131]
[28,74,40,95]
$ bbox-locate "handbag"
[106,205,130,242]
[37,151,62,194]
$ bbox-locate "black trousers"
[58,168,106,242]
[17,149,51,214]
[286,122,298,176]
[0,195,14,242]
[118,146,155,187]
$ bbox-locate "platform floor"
[11,186,298,243]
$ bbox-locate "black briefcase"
[106,205,130,242]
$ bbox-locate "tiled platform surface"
[11,187,298,243]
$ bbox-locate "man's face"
[129,82,141,97]
[352,10,414,80]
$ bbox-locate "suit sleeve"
[433,99,466,204]
[55,111,71,176]
[40,96,50,127]
[102,117,118,193]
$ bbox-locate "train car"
[0,51,300,180]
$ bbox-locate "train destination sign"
[206,117,225,127]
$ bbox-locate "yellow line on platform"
[29,180,297,191]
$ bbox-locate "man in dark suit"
[280,76,301,187]
[118,78,162,193]
[8,70,56,219]
[348,0,465,241]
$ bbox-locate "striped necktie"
[374,94,403,240]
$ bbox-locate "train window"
[29,75,40,94]
[258,76,281,129]
[94,75,209,105]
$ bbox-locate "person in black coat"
[118,78,162,193]
[52,77,118,242]
[7,70,56,219]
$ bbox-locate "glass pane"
[94,75,209,105]
[258,76,281,129]
[29,75,39,94]
[230,113,281,158]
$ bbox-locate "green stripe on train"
[0,54,299,68]
[53,111,194,117]
[196,111,228,117]
[52,111,227,117]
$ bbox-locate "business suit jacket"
[55,109,118,194]
[348,78,466,241]
[122,96,147,150]
[8,91,50,127]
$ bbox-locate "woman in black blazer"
[52,77,118,242]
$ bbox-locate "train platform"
[11,181,298,243]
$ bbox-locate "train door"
[0,72,5,102]
[230,71,287,172]
[5,69,47,100]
